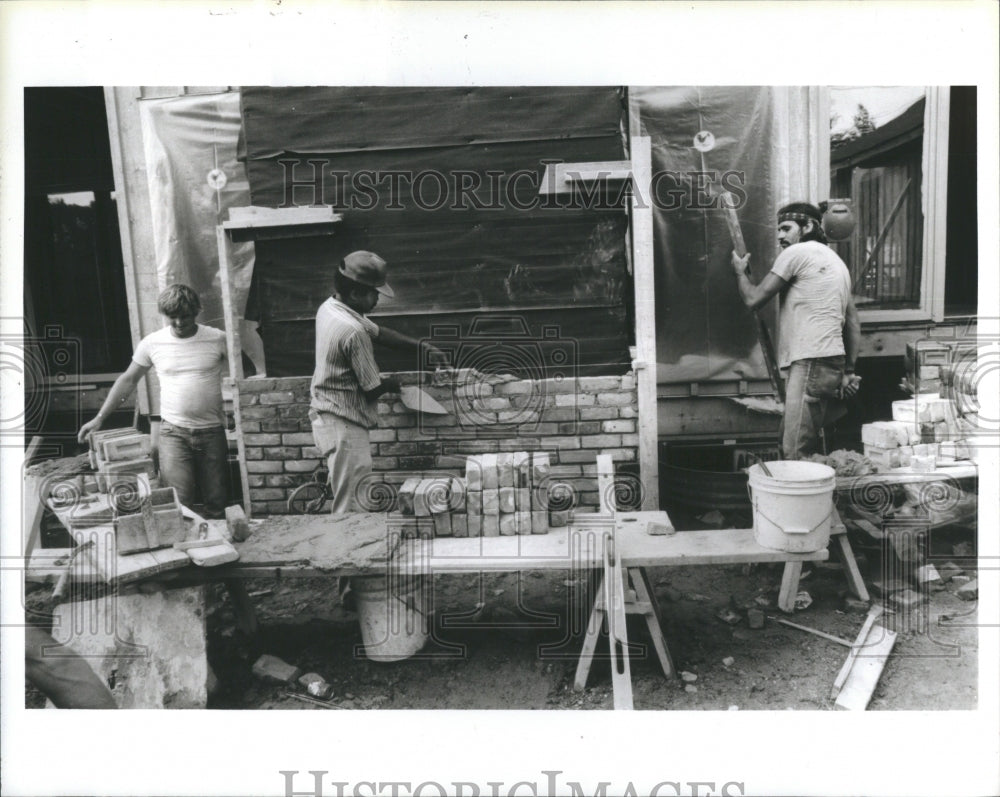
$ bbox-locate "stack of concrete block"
[904,340,950,395]
[861,419,964,471]
[863,420,921,470]
[89,427,157,493]
[394,477,461,539]
[112,485,186,555]
[466,452,559,537]
[391,452,567,539]
[891,392,966,446]
[904,339,978,397]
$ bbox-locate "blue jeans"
[157,422,229,518]
[780,356,847,460]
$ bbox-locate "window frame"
[821,86,951,323]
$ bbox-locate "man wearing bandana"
[731,202,862,459]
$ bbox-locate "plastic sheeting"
[140,91,255,330]
[630,87,804,383]
[239,86,631,377]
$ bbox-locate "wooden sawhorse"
[778,509,869,612]
[573,513,867,706]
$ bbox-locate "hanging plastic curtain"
[139,91,255,334]
[629,86,811,385]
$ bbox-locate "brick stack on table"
[65,427,189,554]
[862,394,975,472]
[901,339,977,398]
[48,427,159,531]
[89,427,158,492]
[390,452,571,539]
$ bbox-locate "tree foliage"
[830,103,878,148]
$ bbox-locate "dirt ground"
[199,525,978,712]
[25,519,978,712]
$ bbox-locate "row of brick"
[244,442,636,474]
[237,373,637,395]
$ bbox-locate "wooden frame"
[538,137,660,510]
[216,206,343,516]
[822,86,952,324]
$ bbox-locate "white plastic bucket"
[747,461,836,553]
[352,574,430,662]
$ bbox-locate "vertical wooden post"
[104,87,153,414]
[596,453,616,514]
[217,226,252,515]
[629,136,659,511]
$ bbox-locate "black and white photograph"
[2,3,998,796]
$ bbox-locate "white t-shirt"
[770,241,853,367]
[133,325,227,428]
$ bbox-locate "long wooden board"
[834,625,897,711]
[721,190,784,402]
[69,525,192,584]
[395,512,827,574]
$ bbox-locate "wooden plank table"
[394,513,828,572]
[28,506,842,709]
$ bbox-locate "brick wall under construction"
[236,371,639,516]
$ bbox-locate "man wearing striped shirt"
[310,251,403,513]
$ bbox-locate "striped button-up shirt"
[310,298,382,428]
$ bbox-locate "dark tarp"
[629,86,782,383]
[240,86,630,377]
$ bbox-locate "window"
[826,87,962,322]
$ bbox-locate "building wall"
[237,372,639,516]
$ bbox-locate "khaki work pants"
[309,410,373,513]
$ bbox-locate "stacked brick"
[236,377,322,516]
[902,339,976,397]
[88,427,157,493]
[863,402,975,471]
[77,427,185,553]
[389,452,568,538]
[237,372,639,516]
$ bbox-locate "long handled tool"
[52,540,95,600]
[720,191,785,403]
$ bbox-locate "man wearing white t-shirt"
[731,202,862,459]
[78,284,229,517]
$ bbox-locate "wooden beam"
[629,136,659,510]
[22,440,46,558]
[596,454,615,514]
[834,624,897,710]
[539,161,633,195]
[104,88,152,413]
[831,605,884,698]
[222,205,342,229]
[216,226,252,514]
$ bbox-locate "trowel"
[400,385,450,415]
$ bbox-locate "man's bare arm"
[77,360,151,442]
[840,297,863,397]
[731,252,787,311]
[375,326,448,365]
[843,297,861,370]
